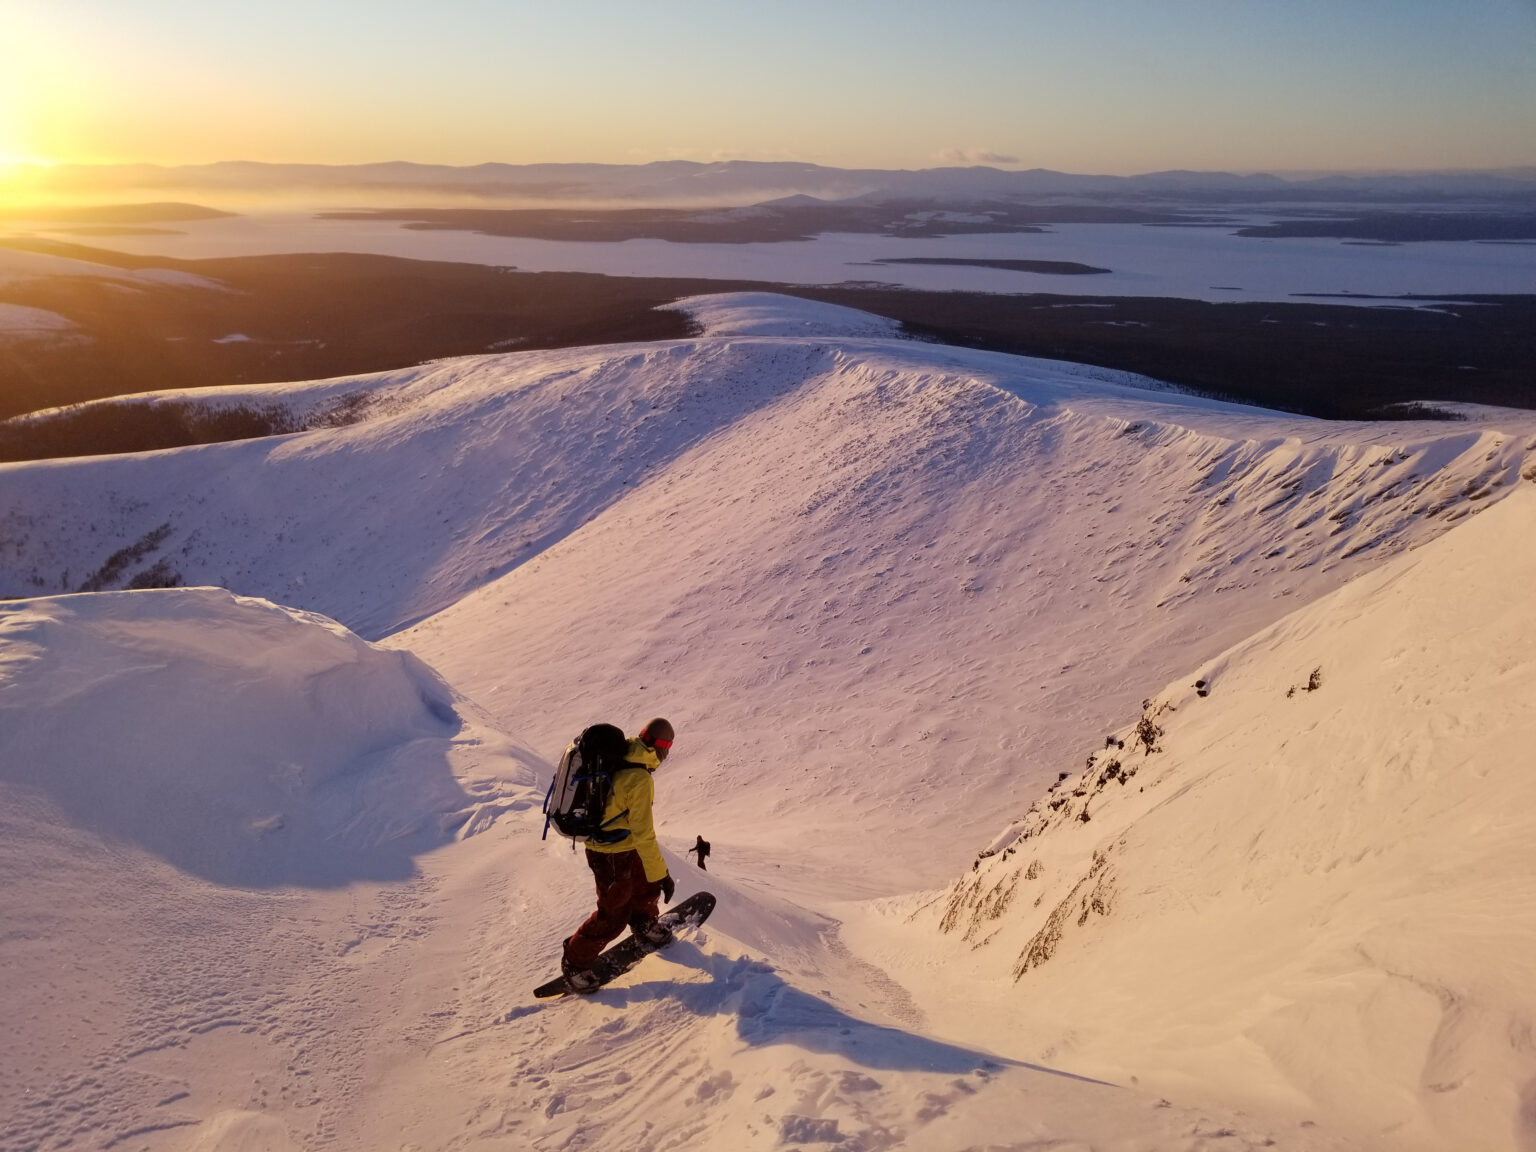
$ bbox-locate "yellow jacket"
[586,739,668,882]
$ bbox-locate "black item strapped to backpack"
[542,724,632,843]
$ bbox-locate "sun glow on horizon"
[3,1,1536,186]
[0,104,39,171]
[0,156,55,211]
[0,6,59,193]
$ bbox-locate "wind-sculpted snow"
[0,587,532,887]
[0,587,542,1152]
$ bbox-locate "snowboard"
[535,891,716,998]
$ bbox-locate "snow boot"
[561,948,602,994]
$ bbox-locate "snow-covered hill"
[0,593,1366,1152]
[0,584,1318,1152]
[5,293,1531,884]
[0,243,224,291]
[863,483,1536,1152]
[3,294,1535,1151]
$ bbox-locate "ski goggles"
[651,737,674,750]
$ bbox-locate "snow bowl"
[0,586,470,887]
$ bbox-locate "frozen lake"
[16,212,1536,305]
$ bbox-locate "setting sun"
[0,97,29,164]
[0,158,55,213]
[0,13,53,187]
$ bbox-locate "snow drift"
[0,587,479,887]
[0,586,555,1152]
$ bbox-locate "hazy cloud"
[638,148,813,165]
[936,149,1020,166]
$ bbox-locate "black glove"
[659,874,675,905]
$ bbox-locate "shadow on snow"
[542,940,1109,1085]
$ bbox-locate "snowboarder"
[689,835,711,870]
[560,718,677,993]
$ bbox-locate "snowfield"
[0,302,84,341]
[2,293,1535,1151]
[0,244,225,292]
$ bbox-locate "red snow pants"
[563,848,663,971]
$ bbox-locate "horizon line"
[5,158,1536,180]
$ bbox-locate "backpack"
[542,723,632,843]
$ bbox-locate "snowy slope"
[4,294,1536,1151]
[0,588,540,1151]
[392,295,1535,892]
[0,243,224,290]
[0,302,83,341]
[0,586,1360,1152]
[4,294,1533,890]
[0,587,511,886]
[859,484,1536,1152]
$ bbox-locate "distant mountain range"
[16,159,1536,209]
